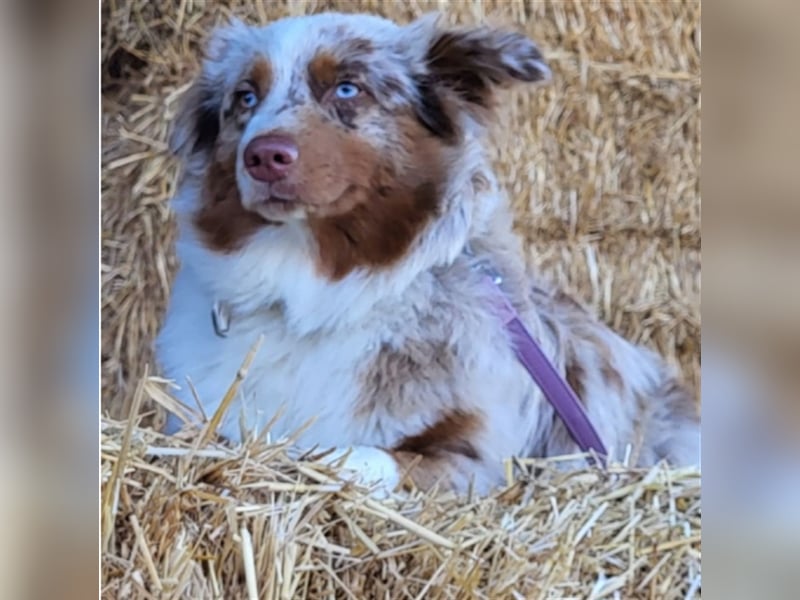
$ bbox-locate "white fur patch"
[323,446,401,497]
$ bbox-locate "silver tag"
[211,301,231,338]
[464,243,504,286]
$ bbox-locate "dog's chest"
[156,271,387,447]
[273,339,379,444]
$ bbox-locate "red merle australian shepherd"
[156,12,700,496]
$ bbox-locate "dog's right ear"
[169,19,249,160]
[168,76,222,159]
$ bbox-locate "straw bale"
[101,0,701,596]
[101,409,701,599]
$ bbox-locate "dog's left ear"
[406,14,550,116]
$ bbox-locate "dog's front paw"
[323,446,401,499]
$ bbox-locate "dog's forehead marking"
[233,14,404,136]
[249,13,400,84]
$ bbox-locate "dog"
[155,12,700,495]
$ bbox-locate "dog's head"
[171,12,549,280]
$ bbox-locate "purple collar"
[482,273,608,467]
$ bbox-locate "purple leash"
[486,275,608,467]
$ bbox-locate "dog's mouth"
[241,179,306,221]
[264,181,298,203]
[241,178,357,222]
[250,196,303,221]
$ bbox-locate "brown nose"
[243,135,299,182]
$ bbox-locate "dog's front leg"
[320,445,495,497]
[319,446,402,498]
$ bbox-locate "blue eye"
[335,81,360,99]
[238,90,258,108]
